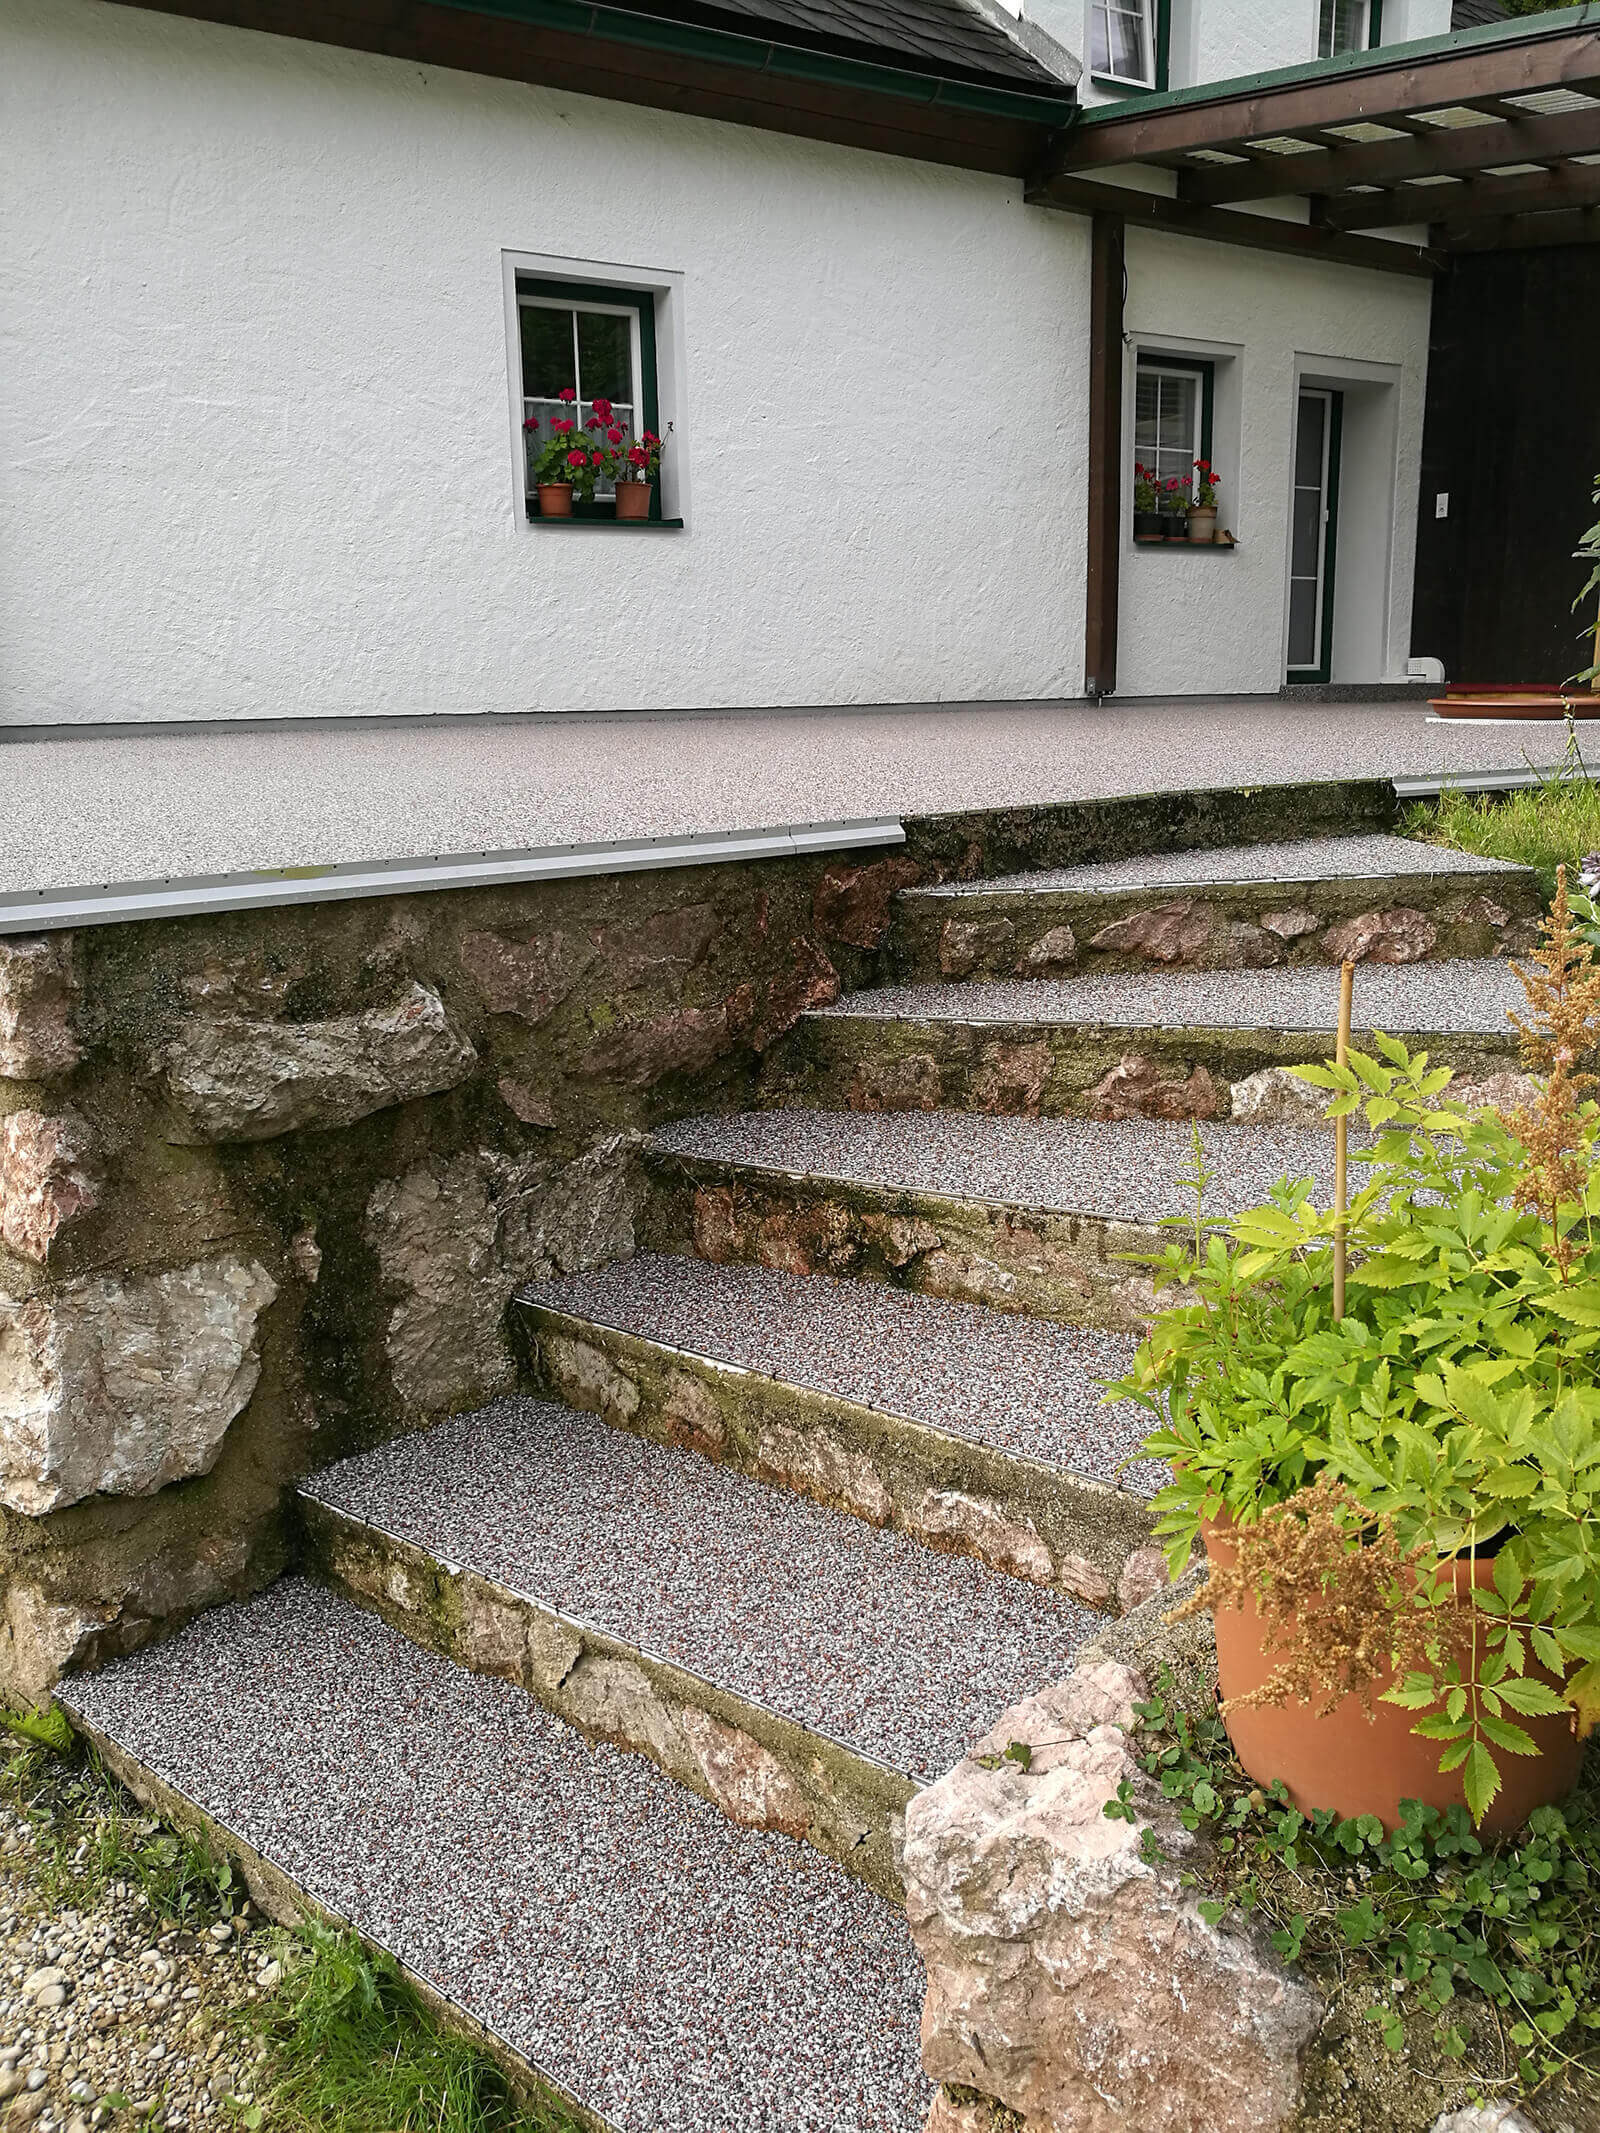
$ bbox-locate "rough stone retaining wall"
[0,848,916,1707]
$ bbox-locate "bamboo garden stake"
[1332,959,1355,1322]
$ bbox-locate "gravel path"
[913,832,1525,897]
[652,1109,1341,1222]
[303,1397,1103,1781]
[0,1769,277,2132]
[813,957,1526,1032]
[518,1255,1157,1494]
[63,1582,932,2133]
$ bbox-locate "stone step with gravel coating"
[889,833,1539,982]
[641,1107,1343,1331]
[297,1396,1105,1896]
[766,957,1525,1119]
[513,1254,1158,1609]
[61,1578,932,2133]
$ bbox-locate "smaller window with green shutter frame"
[1090,0,1170,93]
[517,276,665,521]
[1319,0,1384,57]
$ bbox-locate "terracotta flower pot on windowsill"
[614,483,652,521]
[1188,507,1218,544]
[537,483,575,519]
[1201,1513,1583,1838]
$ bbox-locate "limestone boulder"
[1019,924,1078,975]
[161,981,477,1141]
[756,1421,892,1525]
[458,927,593,1024]
[0,1111,100,1263]
[1229,1066,1326,1124]
[0,1255,278,1514]
[1088,1054,1223,1122]
[1429,2108,1541,2133]
[813,859,924,950]
[0,937,82,1081]
[904,1661,1321,2133]
[679,1708,810,1836]
[738,938,840,1049]
[970,1041,1051,1117]
[1321,907,1438,965]
[1,1585,114,1706]
[913,1489,1052,1583]
[1089,900,1214,964]
[365,1156,518,1419]
[491,1133,646,1280]
[1117,1543,1172,1615]
[1260,907,1319,942]
[941,918,1018,980]
[580,1003,733,1086]
[850,1052,943,1112]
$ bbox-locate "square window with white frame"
[1134,354,1212,509]
[517,275,663,519]
[1090,0,1156,87]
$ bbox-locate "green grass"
[3,1735,590,2133]
[1402,772,1600,901]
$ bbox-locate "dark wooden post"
[1085,210,1125,699]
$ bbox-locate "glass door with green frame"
[1286,387,1343,683]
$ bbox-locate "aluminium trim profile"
[0,818,905,935]
[1392,767,1568,797]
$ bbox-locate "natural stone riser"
[513,1303,1154,1608]
[63,1707,613,2132]
[889,873,1540,985]
[300,1498,912,1901]
[767,1017,1521,1122]
[642,1152,1159,1334]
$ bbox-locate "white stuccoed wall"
[4,0,1096,723]
[1116,226,1431,696]
[2,0,1435,719]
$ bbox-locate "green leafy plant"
[1105,1670,1600,2091]
[1108,876,1600,1822]
[1134,462,1159,515]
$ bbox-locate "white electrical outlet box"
[1435,492,1449,519]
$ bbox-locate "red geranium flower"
[590,452,603,467]
[565,449,586,468]
[558,387,576,403]
[627,446,648,466]
[522,416,539,432]
[593,397,613,419]
[606,426,624,445]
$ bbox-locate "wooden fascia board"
[1026,173,1441,276]
[1181,102,1600,207]
[1043,25,1600,177]
[1438,202,1600,251]
[107,0,1070,175]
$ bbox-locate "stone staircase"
[59,821,1541,2133]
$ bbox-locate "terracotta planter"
[1188,507,1218,544]
[614,483,652,521]
[537,483,574,519]
[1203,1515,1583,1837]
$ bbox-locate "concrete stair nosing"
[512,1294,1154,1602]
[300,1491,913,1899]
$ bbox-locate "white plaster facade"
[2,0,1435,719]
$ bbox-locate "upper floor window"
[1091,0,1159,89]
[517,276,662,518]
[1319,0,1382,56]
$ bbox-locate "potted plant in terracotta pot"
[1109,874,1600,1835]
[1133,463,1163,543]
[525,388,596,518]
[1189,458,1220,543]
[1159,475,1190,542]
[588,404,666,522]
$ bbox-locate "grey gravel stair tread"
[518,1253,1156,1496]
[62,1580,930,2133]
[302,1393,1104,1781]
[652,1108,1341,1224]
[811,957,1524,1032]
[910,832,1526,898]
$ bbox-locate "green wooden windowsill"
[526,511,686,528]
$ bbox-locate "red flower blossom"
[557,387,576,403]
[606,426,624,445]
[522,416,539,432]
[565,449,587,469]
[593,397,613,420]
[627,446,648,467]
[590,452,603,467]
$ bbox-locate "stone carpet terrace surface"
[0,699,1567,895]
[63,1580,932,2133]
[812,958,1527,1031]
[914,831,1527,897]
[301,1395,1107,1779]
[651,1109,1344,1222]
[518,1255,1158,1492]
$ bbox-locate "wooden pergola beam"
[1042,24,1600,176]
[1438,201,1600,251]
[1026,173,1440,276]
[1084,213,1123,701]
[1178,103,1600,207]
[1323,158,1600,230]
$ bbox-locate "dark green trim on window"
[1136,350,1214,463]
[526,512,686,528]
[436,0,1077,124]
[1368,0,1385,50]
[517,275,663,523]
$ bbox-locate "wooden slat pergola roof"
[1028,4,1600,274]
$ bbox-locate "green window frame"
[516,276,667,524]
[1318,0,1384,59]
[1089,0,1171,97]
[1134,352,1214,513]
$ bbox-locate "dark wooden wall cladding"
[1413,242,1600,687]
